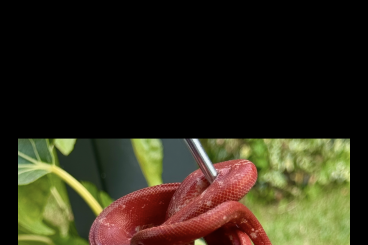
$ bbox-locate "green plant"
[18,139,101,244]
[18,139,205,245]
[200,139,350,203]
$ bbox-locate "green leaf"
[99,191,114,208]
[43,187,73,237]
[18,168,51,186]
[18,234,89,245]
[18,223,30,234]
[18,241,49,245]
[54,139,77,156]
[131,139,163,186]
[18,234,55,245]
[18,139,53,185]
[18,176,55,235]
[81,181,114,209]
[18,139,53,163]
[51,235,89,245]
[43,148,75,237]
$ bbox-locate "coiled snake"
[89,159,272,245]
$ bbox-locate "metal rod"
[184,139,218,183]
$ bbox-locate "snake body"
[89,159,272,245]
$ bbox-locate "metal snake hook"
[184,139,218,183]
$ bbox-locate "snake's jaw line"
[89,159,272,245]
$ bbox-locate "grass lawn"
[242,184,350,245]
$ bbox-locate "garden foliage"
[200,139,350,203]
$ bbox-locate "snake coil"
[89,159,272,245]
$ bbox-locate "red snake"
[89,159,272,245]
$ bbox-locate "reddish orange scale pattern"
[89,159,272,245]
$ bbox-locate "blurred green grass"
[241,184,350,245]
